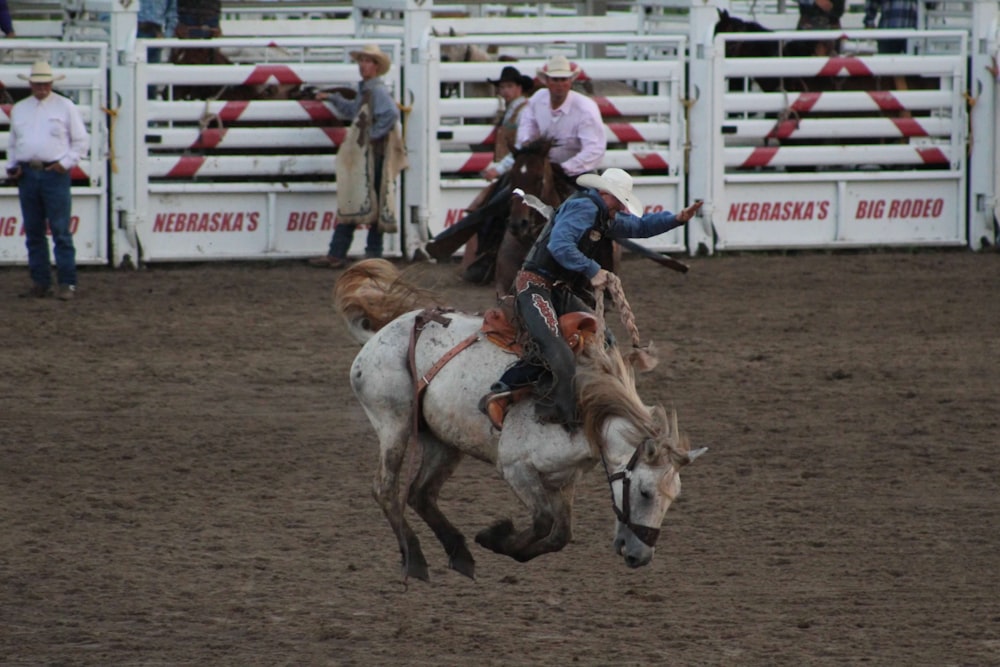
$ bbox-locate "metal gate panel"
[707,29,969,251]
[0,42,108,265]
[129,37,402,262]
[422,32,688,255]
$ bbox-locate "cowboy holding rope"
[480,169,702,428]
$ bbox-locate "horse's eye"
[639,487,652,500]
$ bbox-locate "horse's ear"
[449,27,457,37]
[718,8,729,19]
[678,446,708,467]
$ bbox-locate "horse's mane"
[577,340,690,461]
[333,259,442,341]
[576,340,653,452]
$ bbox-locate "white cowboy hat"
[349,44,392,77]
[18,61,65,84]
[577,168,644,216]
[536,54,581,81]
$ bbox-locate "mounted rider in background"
[425,55,607,275]
[458,65,534,277]
[491,54,606,185]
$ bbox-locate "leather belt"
[19,160,58,170]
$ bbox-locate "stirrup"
[478,390,511,430]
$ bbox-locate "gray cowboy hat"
[487,65,534,92]
[577,168,644,216]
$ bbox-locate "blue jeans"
[19,167,75,287]
[327,223,383,259]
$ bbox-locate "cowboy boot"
[478,381,512,430]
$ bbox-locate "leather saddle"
[480,296,598,356]
[478,297,599,429]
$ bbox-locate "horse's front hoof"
[402,543,430,582]
[449,553,476,580]
[404,558,430,582]
[474,518,515,554]
[447,538,476,579]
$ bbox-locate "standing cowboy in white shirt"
[7,61,89,300]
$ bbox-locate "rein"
[600,446,661,548]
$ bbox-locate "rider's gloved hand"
[590,269,610,289]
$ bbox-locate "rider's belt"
[516,269,553,291]
[137,21,162,34]
[19,160,59,171]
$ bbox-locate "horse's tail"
[333,259,442,344]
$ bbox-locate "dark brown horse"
[428,140,621,292]
[491,139,576,293]
[491,140,627,295]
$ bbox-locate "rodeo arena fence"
[0,0,997,268]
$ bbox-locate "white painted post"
[352,0,432,260]
[687,0,729,255]
[969,0,999,249]
[401,0,434,260]
[108,0,140,267]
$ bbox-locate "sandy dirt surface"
[2,250,999,666]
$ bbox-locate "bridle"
[600,445,662,548]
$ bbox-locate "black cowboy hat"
[487,65,534,92]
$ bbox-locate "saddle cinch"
[478,298,599,430]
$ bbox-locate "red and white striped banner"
[729,144,954,169]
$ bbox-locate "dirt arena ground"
[2,250,999,666]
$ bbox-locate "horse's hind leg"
[407,437,476,579]
[372,428,431,582]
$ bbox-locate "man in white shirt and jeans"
[7,61,89,300]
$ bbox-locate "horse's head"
[714,9,778,59]
[507,139,563,243]
[606,407,705,568]
[578,345,706,568]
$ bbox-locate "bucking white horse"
[333,259,705,581]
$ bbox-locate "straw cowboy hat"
[577,168,644,216]
[349,44,391,76]
[18,61,65,84]
[487,65,534,92]
[536,54,581,81]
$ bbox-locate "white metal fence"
[419,32,688,253]
[122,37,403,262]
[706,28,969,251]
